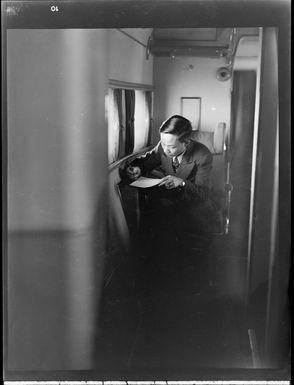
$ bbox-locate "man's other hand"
[158,175,184,189]
[126,166,141,181]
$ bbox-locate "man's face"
[160,133,186,158]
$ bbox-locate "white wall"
[153,56,231,141]
[108,29,153,84]
[7,29,109,232]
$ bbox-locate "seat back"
[190,122,225,155]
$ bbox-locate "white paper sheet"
[130,176,163,188]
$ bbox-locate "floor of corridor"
[94,232,253,377]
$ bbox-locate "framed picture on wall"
[181,97,201,130]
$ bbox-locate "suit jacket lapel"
[176,143,195,179]
[161,152,174,174]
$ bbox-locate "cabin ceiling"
[150,27,259,58]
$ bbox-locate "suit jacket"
[131,139,213,204]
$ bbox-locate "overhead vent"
[148,28,259,59]
[150,28,232,58]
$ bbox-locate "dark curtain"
[145,91,153,146]
[113,89,126,159]
[125,90,135,155]
[229,70,256,257]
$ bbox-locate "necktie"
[172,156,180,172]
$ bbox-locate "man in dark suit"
[125,115,217,254]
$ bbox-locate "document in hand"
[130,176,163,188]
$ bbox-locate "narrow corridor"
[94,232,253,377]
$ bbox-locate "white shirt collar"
[173,150,185,164]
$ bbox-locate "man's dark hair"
[159,115,192,142]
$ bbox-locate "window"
[107,85,153,164]
[133,90,152,153]
[107,89,120,163]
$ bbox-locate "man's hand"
[158,175,184,189]
[126,166,141,181]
